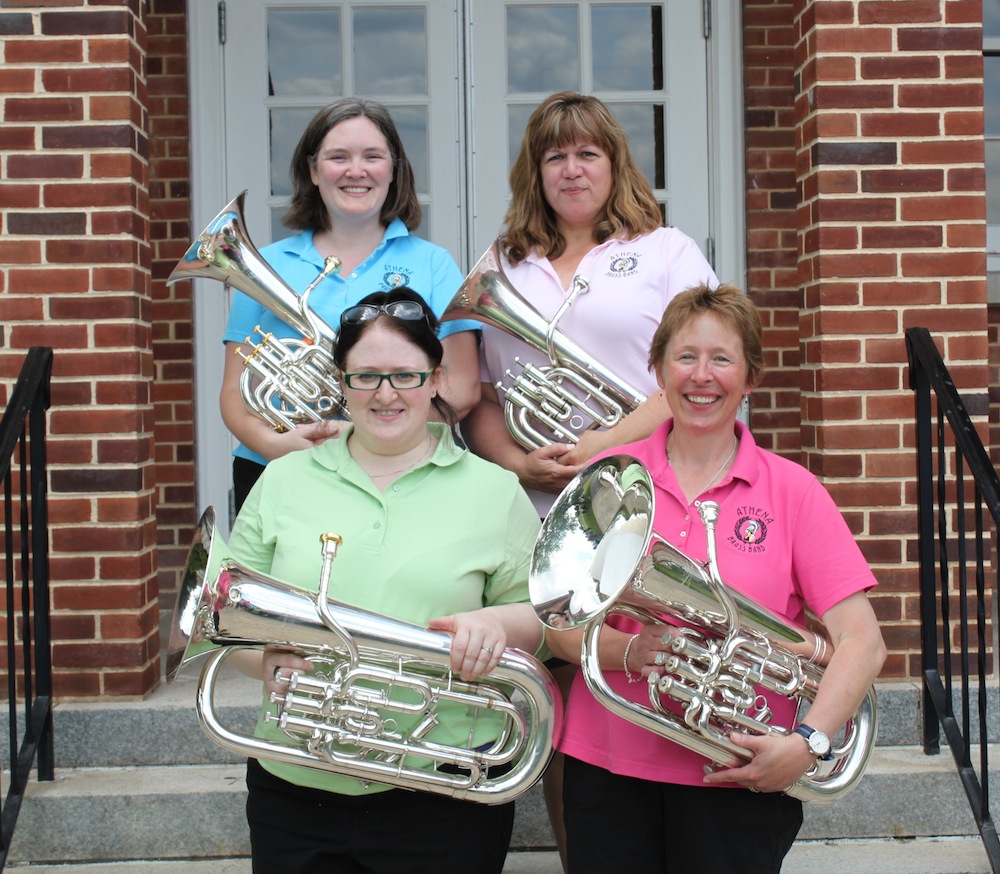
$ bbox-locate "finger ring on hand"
[748,786,759,794]
[481,645,493,654]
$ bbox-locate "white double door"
[187,0,743,526]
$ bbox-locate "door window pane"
[354,7,428,95]
[506,6,580,93]
[270,107,320,197]
[388,104,429,194]
[609,102,665,189]
[267,10,342,96]
[986,0,1000,37]
[507,103,535,166]
[592,5,663,91]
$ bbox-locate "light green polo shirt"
[229,423,543,795]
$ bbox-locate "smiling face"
[309,115,394,227]
[539,139,613,233]
[657,311,753,438]
[340,319,439,456]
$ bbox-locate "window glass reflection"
[592,5,663,91]
[354,7,428,95]
[267,10,342,96]
[508,104,535,167]
[506,6,580,93]
[986,56,1000,137]
[609,103,665,190]
[388,105,429,194]
[270,108,321,197]
[986,0,1000,37]
[988,140,1000,225]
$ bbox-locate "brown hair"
[500,92,663,264]
[283,99,422,233]
[647,284,764,388]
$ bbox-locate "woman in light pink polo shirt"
[546,284,887,874]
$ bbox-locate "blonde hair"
[647,284,764,388]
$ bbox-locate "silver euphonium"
[529,455,878,804]
[167,191,349,431]
[443,240,647,449]
[167,507,561,804]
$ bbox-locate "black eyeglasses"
[341,371,433,391]
[340,301,427,327]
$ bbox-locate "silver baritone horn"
[529,455,878,804]
[167,507,561,804]
[167,191,349,431]
[443,240,647,450]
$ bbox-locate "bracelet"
[623,633,641,684]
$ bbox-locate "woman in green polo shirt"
[228,287,545,874]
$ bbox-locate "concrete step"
[7,676,994,866]
[4,839,994,873]
[8,744,994,865]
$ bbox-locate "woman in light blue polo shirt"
[229,287,544,873]
[221,99,479,510]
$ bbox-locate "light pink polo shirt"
[557,420,878,787]
[478,228,718,515]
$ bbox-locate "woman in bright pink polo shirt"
[546,284,887,874]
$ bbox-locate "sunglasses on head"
[340,301,428,327]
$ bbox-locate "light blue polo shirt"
[223,221,478,464]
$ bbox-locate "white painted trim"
[708,0,747,289]
[187,0,234,537]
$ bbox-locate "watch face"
[808,732,831,756]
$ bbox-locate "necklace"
[363,438,434,480]
[667,436,738,498]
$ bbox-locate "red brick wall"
[0,0,158,697]
[801,0,988,677]
[747,0,989,680]
[147,0,195,615]
[743,1,804,460]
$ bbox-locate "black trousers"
[233,457,266,514]
[245,758,516,874]
[563,755,803,874]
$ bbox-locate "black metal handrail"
[906,327,999,872]
[0,347,54,870]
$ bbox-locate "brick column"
[148,1,196,615]
[743,1,803,460]
[794,0,988,677]
[0,2,157,696]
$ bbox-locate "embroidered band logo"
[727,507,773,554]
[381,268,410,289]
[606,253,639,277]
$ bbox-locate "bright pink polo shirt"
[556,420,878,787]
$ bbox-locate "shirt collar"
[654,418,761,490]
[313,421,464,475]
[274,220,409,269]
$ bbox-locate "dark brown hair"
[283,99,421,233]
[333,287,456,426]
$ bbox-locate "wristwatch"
[793,723,833,761]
